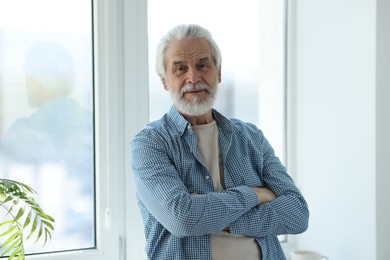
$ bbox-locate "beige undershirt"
[192,121,261,260]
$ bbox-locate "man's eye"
[198,63,209,70]
[175,66,186,72]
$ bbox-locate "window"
[148,0,287,164]
[1,1,146,259]
[0,0,95,255]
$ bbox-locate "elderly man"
[131,24,309,260]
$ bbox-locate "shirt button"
[205,175,210,180]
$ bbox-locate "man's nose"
[186,67,200,84]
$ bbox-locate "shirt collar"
[166,105,232,136]
[167,106,190,136]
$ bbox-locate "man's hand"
[251,187,276,205]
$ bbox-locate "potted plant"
[0,179,55,260]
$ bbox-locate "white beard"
[168,82,218,116]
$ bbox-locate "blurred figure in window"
[3,42,92,165]
[0,41,94,247]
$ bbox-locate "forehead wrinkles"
[173,50,209,63]
[166,39,212,65]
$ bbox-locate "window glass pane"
[0,0,95,255]
[148,0,286,163]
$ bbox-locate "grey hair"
[155,24,222,77]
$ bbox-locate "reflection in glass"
[0,0,95,255]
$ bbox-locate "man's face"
[162,39,221,116]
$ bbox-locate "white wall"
[290,0,389,259]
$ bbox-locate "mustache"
[181,83,210,95]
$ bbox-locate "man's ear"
[161,77,169,90]
[218,67,222,83]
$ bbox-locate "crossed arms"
[131,130,309,239]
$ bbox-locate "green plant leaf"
[0,236,21,256]
[27,213,39,240]
[0,228,21,250]
[18,181,36,194]
[1,195,13,204]
[23,210,33,228]
[34,225,43,245]
[16,251,25,260]
[0,224,17,237]
[45,227,52,243]
[0,219,14,227]
[0,179,55,258]
[8,244,22,260]
[41,219,55,231]
[13,205,25,223]
[24,197,39,208]
[38,212,55,222]
[31,205,44,214]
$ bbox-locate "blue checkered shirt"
[131,106,309,260]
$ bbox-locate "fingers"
[251,187,276,205]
